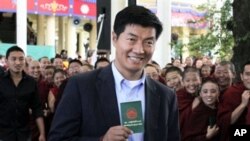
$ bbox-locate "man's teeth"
[130,56,142,62]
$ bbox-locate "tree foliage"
[231,0,250,81]
[186,0,234,60]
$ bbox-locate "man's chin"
[130,68,143,73]
[128,63,143,70]
[13,70,22,73]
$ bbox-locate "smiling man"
[49,5,180,141]
[217,61,250,141]
[0,46,45,141]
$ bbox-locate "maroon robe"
[30,79,53,141]
[217,83,250,141]
[176,88,196,133]
[46,86,60,134]
[50,86,59,98]
[182,102,218,141]
[38,80,53,108]
[158,75,166,85]
[39,80,53,136]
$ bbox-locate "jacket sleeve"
[48,77,101,141]
[167,90,181,141]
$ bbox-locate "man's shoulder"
[152,78,173,91]
[70,66,112,83]
[23,73,37,82]
[146,77,175,97]
[225,83,246,96]
[0,66,4,76]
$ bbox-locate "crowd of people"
[0,5,250,141]
[144,57,250,141]
[0,46,111,141]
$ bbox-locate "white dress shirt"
[112,62,146,141]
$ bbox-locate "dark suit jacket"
[48,65,180,141]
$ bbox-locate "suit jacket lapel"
[95,66,161,140]
[96,65,120,129]
[144,77,161,141]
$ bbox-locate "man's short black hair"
[69,59,83,66]
[38,56,49,62]
[94,57,110,69]
[113,5,163,39]
[0,54,4,59]
[6,45,24,59]
[217,61,236,74]
[165,66,183,77]
[241,61,250,73]
[60,50,67,55]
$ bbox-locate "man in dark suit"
[49,5,180,141]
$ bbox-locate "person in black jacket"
[0,46,46,141]
[49,6,180,141]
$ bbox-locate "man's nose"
[133,42,144,53]
[15,59,21,64]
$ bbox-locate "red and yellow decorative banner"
[38,0,69,15]
[0,0,96,18]
[0,0,35,11]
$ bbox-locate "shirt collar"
[4,70,28,79]
[111,62,146,91]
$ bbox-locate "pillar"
[45,16,56,47]
[58,16,66,51]
[37,15,45,45]
[16,0,27,54]
[66,17,77,59]
[153,0,172,67]
[110,0,127,61]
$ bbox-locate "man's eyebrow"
[127,33,137,37]
[127,33,155,40]
[145,37,155,40]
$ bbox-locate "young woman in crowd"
[48,69,67,113]
[144,63,166,84]
[200,65,213,82]
[176,67,202,133]
[182,80,220,141]
[164,66,183,91]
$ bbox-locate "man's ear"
[112,32,117,47]
[240,73,243,81]
[112,31,117,42]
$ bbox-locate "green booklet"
[120,101,144,133]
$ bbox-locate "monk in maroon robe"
[217,61,250,141]
[30,79,52,141]
[182,101,218,141]
[176,67,201,135]
[217,83,250,141]
[181,80,220,141]
[176,88,195,133]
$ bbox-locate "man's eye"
[144,40,154,46]
[146,40,154,45]
[19,58,25,61]
[128,38,136,42]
